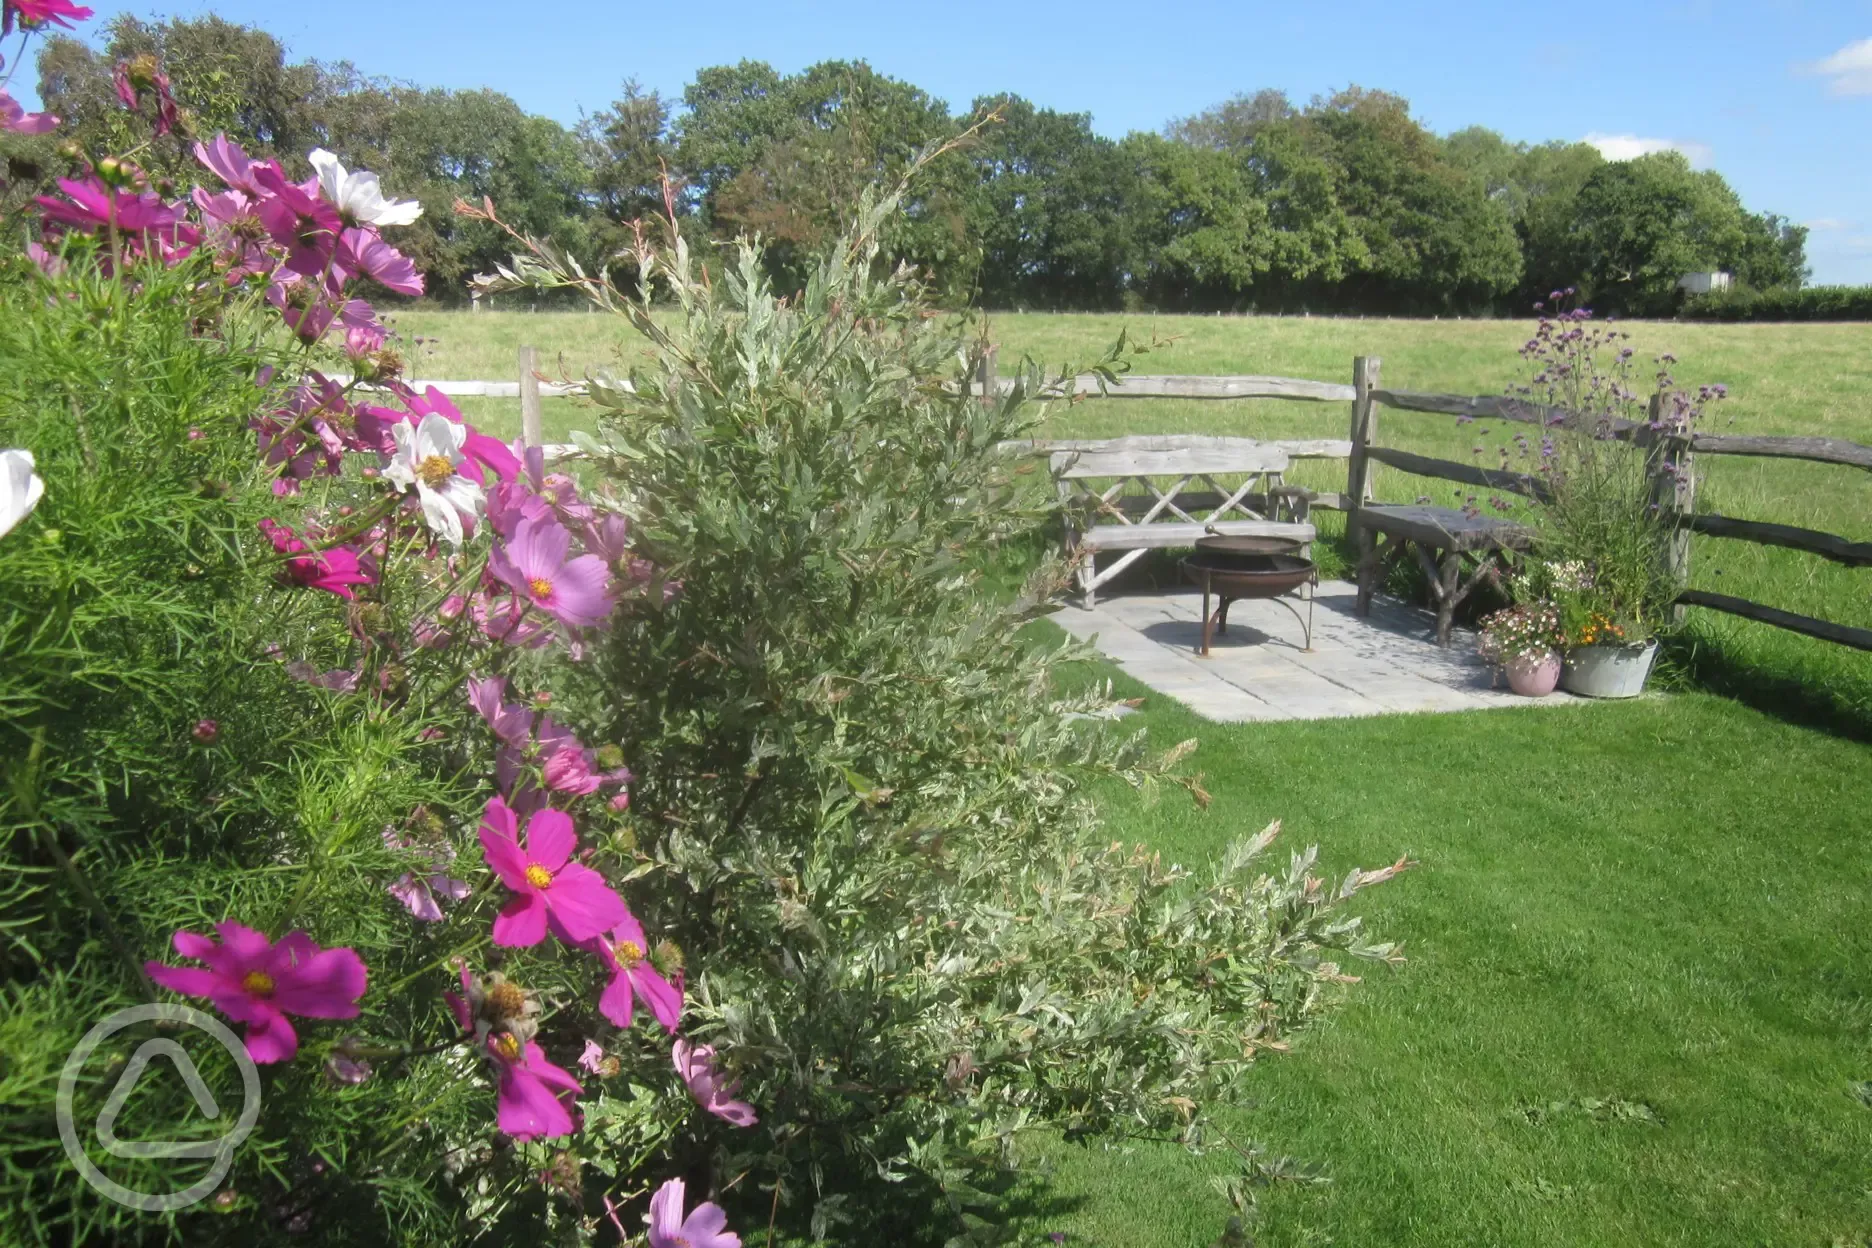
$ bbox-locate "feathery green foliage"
[473,169,1409,1243]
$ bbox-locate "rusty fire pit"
[1181,534,1317,654]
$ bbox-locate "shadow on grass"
[1662,632,1872,744]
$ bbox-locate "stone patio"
[1050,579,1585,722]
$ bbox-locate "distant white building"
[1676,271,1733,295]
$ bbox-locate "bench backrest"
[1049,438,1290,481]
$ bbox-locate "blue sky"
[35,0,1872,283]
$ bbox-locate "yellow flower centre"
[489,1031,523,1061]
[485,980,528,1020]
[241,970,276,997]
[614,940,645,970]
[527,576,554,601]
[524,863,555,890]
[416,454,455,489]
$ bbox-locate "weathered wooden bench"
[1050,436,1317,608]
[1354,504,1533,646]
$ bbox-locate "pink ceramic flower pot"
[1504,652,1562,697]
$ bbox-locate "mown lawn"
[1013,667,1872,1247]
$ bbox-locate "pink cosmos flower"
[591,910,682,1034]
[583,512,631,567]
[260,519,374,598]
[37,177,185,240]
[578,1039,605,1074]
[486,476,555,542]
[488,514,615,630]
[672,1039,758,1127]
[648,1177,741,1248]
[194,133,275,196]
[467,675,534,750]
[539,473,593,526]
[191,186,275,278]
[145,922,367,1064]
[254,164,342,277]
[383,826,470,921]
[474,592,555,650]
[113,57,177,136]
[5,0,93,30]
[0,87,56,134]
[335,227,424,296]
[490,1032,582,1140]
[478,796,625,947]
[284,661,362,693]
[24,241,64,278]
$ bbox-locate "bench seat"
[1353,504,1533,646]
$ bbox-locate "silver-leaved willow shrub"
[470,139,1412,1245]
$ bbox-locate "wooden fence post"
[518,344,543,452]
[978,344,998,405]
[1345,355,1381,541]
[1646,391,1695,622]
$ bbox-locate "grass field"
[396,308,1872,724]
[391,308,1872,1244]
[1005,682,1872,1247]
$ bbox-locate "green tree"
[1295,88,1521,312]
[675,60,978,298]
[1166,88,1296,150]
[1119,131,1274,308]
[579,79,673,252]
[1566,151,1804,314]
[1443,128,1606,309]
[967,95,1132,308]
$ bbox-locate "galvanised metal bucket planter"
[1560,640,1659,699]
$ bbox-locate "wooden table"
[1354,504,1533,646]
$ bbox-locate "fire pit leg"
[1268,594,1314,653]
[1216,597,1232,636]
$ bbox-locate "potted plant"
[1478,599,1565,696]
[1473,296,1725,699]
[1546,560,1659,698]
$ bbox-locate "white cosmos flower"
[386,414,483,547]
[308,148,423,227]
[1,448,45,541]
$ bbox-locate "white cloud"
[1802,217,1856,231]
[1806,37,1872,96]
[1582,133,1714,167]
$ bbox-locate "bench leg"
[1435,550,1460,647]
[1355,526,1380,617]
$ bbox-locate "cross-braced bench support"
[1353,505,1532,646]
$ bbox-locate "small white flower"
[386,414,483,547]
[308,148,423,227]
[1,448,45,540]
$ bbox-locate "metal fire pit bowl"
[1182,535,1317,654]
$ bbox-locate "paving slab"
[1050,579,1586,723]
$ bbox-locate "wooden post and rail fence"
[432,346,1872,652]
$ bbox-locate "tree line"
[14,14,1810,316]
